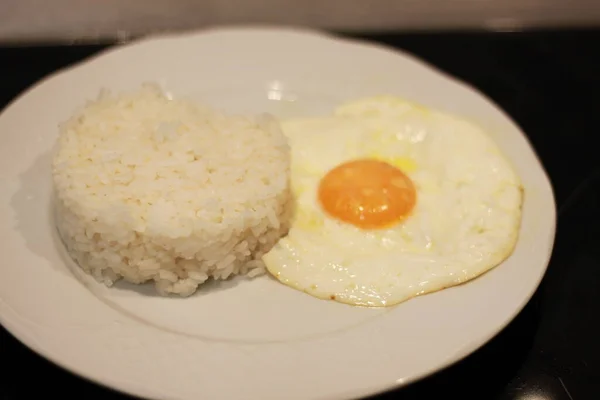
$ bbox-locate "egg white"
[263,96,523,307]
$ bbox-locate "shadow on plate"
[9,150,70,273]
[108,274,244,298]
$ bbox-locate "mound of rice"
[52,84,292,296]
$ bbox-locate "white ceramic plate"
[0,27,555,400]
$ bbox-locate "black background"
[1,29,599,399]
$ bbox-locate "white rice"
[52,84,292,296]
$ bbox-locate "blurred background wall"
[1,0,599,42]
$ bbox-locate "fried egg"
[263,96,523,307]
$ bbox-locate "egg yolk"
[318,159,416,229]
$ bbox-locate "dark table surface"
[1,28,599,400]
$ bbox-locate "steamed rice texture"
[52,84,292,296]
